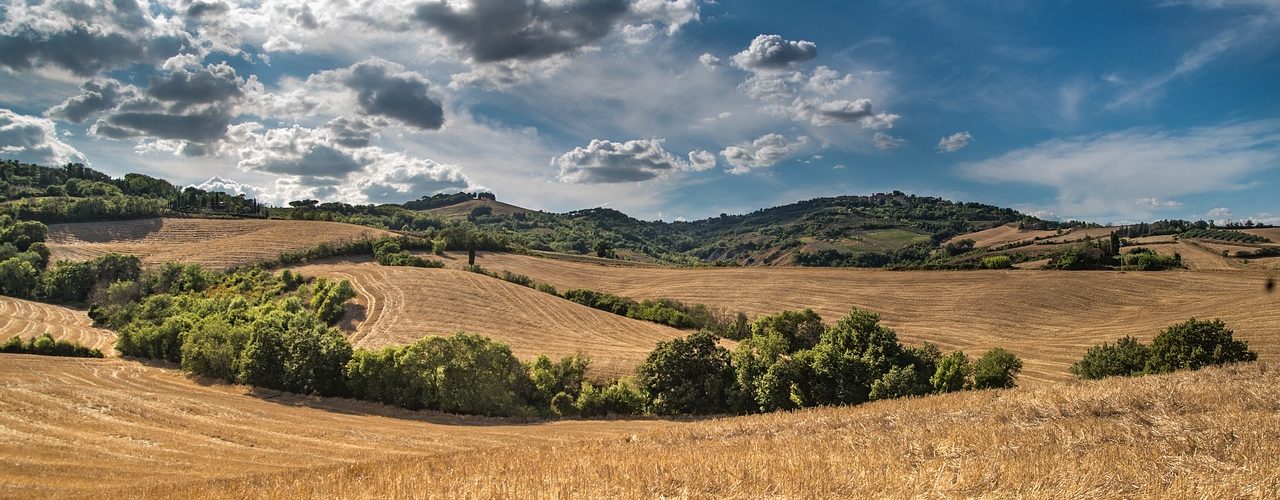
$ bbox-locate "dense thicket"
[1071,319,1257,380]
[1,333,103,358]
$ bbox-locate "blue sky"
[1,0,1277,223]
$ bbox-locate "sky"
[0,0,1278,224]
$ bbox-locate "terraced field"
[0,355,669,498]
[0,296,115,354]
[46,218,392,269]
[459,252,1280,384]
[291,261,687,378]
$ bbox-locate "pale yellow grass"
[463,252,1280,384]
[0,355,672,499]
[0,295,115,354]
[162,363,1280,499]
[292,260,688,378]
[46,217,392,269]
[946,223,1059,248]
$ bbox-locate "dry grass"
[160,363,1280,499]
[461,252,1280,384]
[0,295,115,354]
[45,217,392,270]
[947,223,1059,248]
[0,355,673,499]
[292,260,687,378]
[420,199,532,219]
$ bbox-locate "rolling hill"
[158,363,1280,498]
[456,252,1280,384]
[0,296,115,354]
[290,260,689,378]
[45,218,392,269]
[0,355,671,498]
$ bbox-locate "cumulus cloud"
[45,78,138,123]
[1135,197,1183,209]
[961,121,1280,219]
[193,176,264,199]
[731,34,818,71]
[0,108,86,164]
[0,0,192,77]
[873,132,906,151]
[415,0,632,63]
[937,131,973,152]
[146,62,245,112]
[720,133,808,174]
[699,53,721,68]
[328,60,445,130]
[554,138,708,183]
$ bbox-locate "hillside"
[290,260,688,377]
[420,198,536,220]
[0,355,671,498]
[45,218,392,270]
[459,252,1280,384]
[159,363,1280,498]
[0,296,115,354]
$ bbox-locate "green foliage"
[1045,246,1113,270]
[751,309,824,352]
[636,331,736,415]
[980,255,1013,269]
[971,348,1023,389]
[39,253,141,304]
[372,237,446,268]
[1070,336,1150,380]
[181,317,251,381]
[309,278,357,324]
[1145,319,1257,373]
[1120,249,1181,271]
[345,333,530,416]
[527,353,590,415]
[930,351,971,393]
[1,333,103,358]
[238,302,353,396]
[1180,228,1269,244]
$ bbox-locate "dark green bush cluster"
[1071,319,1257,380]
[560,288,750,335]
[0,215,145,304]
[346,334,612,417]
[1181,228,1269,244]
[636,309,1023,415]
[372,238,444,268]
[1235,247,1280,259]
[1120,248,1181,270]
[1,333,103,358]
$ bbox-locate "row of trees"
[1070,319,1257,380]
[1,333,103,358]
[636,308,1024,415]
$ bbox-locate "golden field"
[453,251,1280,384]
[151,363,1280,499]
[0,295,115,354]
[0,355,671,499]
[45,218,392,269]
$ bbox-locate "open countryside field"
[0,355,673,498]
[0,296,115,354]
[292,260,688,378]
[458,252,1280,384]
[46,218,392,270]
[162,363,1280,498]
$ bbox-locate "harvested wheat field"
[461,252,1280,384]
[292,260,687,377]
[947,223,1059,248]
[157,363,1280,499]
[0,355,672,498]
[0,296,115,354]
[45,218,392,269]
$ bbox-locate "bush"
[0,333,103,358]
[930,351,970,393]
[1120,251,1181,271]
[527,353,589,415]
[181,317,251,381]
[971,348,1022,389]
[576,379,646,417]
[310,278,357,324]
[1070,336,1150,379]
[1145,319,1256,373]
[980,255,1012,269]
[346,333,531,416]
[238,303,353,396]
[636,331,735,415]
[751,309,825,352]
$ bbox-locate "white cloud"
[961,121,1280,219]
[1135,197,1183,209]
[699,53,721,68]
[554,138,708,184]
[721,133,809,174]
[0,108,86,164]
[731,34,818,71]
[937,131,973,152]
[873,132,906,151]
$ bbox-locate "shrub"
[310,278,357,324]
[930,351,970,393]
[971,348,1022,389]
[180,318,251,381]
[576,379,646,417]
[980,255,1012,269]
[0,333,103,358]
[869,365,920,401]
[1069,336,1149,379]
[527,353,589,414]
[238,303,353,396]
[751,309,825,352]
[636,331,735,415]
[1145,319,1256,374]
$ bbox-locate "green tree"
[1070,336,1150,380]
[636,331,735,415]
[971,348,1023,389]
[751,308,825,352]
[1145,319,1256,374]
[930,351,971,393]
